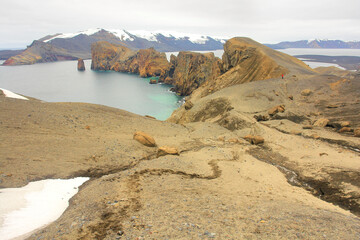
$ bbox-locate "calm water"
[0,60,182,120]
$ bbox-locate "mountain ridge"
[266,39,360,49]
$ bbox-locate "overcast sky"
[1,0,360,49]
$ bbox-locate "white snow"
[43,28,102,42]
[107,29,134,41]
[0,177,89,240]
[41,28,227,46]
[0,88,28,100]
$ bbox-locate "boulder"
[149,79,157,84]
[301,89,312,96]
[313,118,329,127]
[338,127,352,133]
[268,105,285,116]
[184,100,194,110]
[354,128,360,137]
[243,135,264,145]
[157,146,179,157]
[340,121,351,127]
[254,114,269,122]
[77,58,85,71]
[133,131,156,147]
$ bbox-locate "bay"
[0,60,182,120]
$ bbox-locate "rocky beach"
[1,37,360,239]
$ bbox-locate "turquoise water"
[0,60,182,120]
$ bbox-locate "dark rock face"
[77,59,85,71]
[163,51,222,96]
[91,42,169,78]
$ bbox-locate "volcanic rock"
[157,146,179,157]
[163,51,222,96]
[184,100,194,110]
[243,135,264,145]
[268,105,285,116]
[354,128,360,137]
[133,131,156,147]
[77,58,85,71]
[91,42,169,79]
[313,118,330,127]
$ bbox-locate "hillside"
[1,37,360,239]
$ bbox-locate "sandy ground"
[1,68,360,239]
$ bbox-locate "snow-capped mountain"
[39,28,226,53]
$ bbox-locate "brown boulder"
[149,79,157,84]
[339,127,352,133]
[313,118,329,127]
[184,100,194,110]
[340,121,351,127]
[354,128,360,137]
[157,146,179,157]
[268,105,285,116]
[77,58,85,71]
[301,89,312,96]
[133,131,156,147]
[243,135,264,145]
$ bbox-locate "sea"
[1,48,359,120]
[0,60,182,120]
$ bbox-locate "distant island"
[266,39,360,49]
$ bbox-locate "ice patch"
[0,177,89,240]
[0,88,28,100]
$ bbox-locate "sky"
[1,0,360,49]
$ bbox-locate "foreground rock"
[133,131,156,147]
[157,146,179,157]
[91,41,169,78]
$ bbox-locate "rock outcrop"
[77,58,85,71]
[163,52,222,96]
[91,41,169,78]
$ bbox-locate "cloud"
[0,0,359,48]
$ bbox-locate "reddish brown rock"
[339,127,352,133]
[133,131,156,147]
[163,51,222,96]
[340,121,351,127]
[91,42,169,78]
[243,135,264,145]
[77,58,85,71]
[354,128,360,137]
[184,100,194,110]
[157,146,179,157]
[313,118,330,127]
[268,105,285,116]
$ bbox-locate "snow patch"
[43,28,102,42]
[108,29,134,41]
[0,88,28,100]
[0,177,89,240]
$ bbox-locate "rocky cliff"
[91,41,169,78]
[3,40,84,66]
[163,51,223,96]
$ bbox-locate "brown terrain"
[1,37,360,239]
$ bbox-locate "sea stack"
[77,58,85,71]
